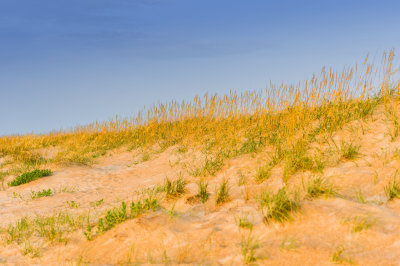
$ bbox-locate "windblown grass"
[258,187,301,223]
[196,178,209,203]
[0,50,398,181]
[162,176,186,198]
[303,175,337,199]
[385,171,400,201]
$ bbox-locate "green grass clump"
[303,176,337,199]
[98,202,128,233]
[331,245,355,264]
[163,176,186,197]
[90,199,104,207]
[340,141,360,160]
[216,179,230,205]
[241,234,258,264]
[141,153,150,162]
[197,179,209,203]
[6,217,31,244]
[31,189,53,199]
[344,215,375,233]
[0,171,8,181]
[258,187,300,223]
[22,240,40,258]
[236,214,253,230]
[66,201,80,208]
[255,164,271,183]
[384,173,400,200]
[193,155,224,177]
[8,169,52,187]
[282,140,314,181]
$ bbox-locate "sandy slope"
[1,109,400,265]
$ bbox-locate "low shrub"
[8,169,52,187]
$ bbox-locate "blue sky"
[1,0,399,135]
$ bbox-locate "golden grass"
[0,50,399,179]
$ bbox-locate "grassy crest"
[0,50,398,181]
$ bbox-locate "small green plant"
[355,189,366,203]
[163,175,186,197]
[197,178,209,203]
[7,217,31,244]
[344,215,375,233]
[331,245,355,264]
[89,196,159,238]
[0,171,8,189]
[31,189,53,199]
[238,171,247,186]
[36,219,66,244]
[303,176,337,199]
[177,145,188,153]
[216,178,230,205]
[166,204,177,219]
[8,169,52,187]
[281,139,314,181]
[280,237,298,250]
[192,155,224,176]
[236,214,253,230]
[384,172,400,200]
[103,202,127,231]
[58,186,77,193]
[84,216,93,240]
[90,199,104,207]
[385,103,400,141]
[22,240,40,257]
[313,151,326,173]
[142,153,150,162]
[258,187,300,223]
[66,201,80,208]
[340,141,360,160]
[130,196,159,217]
[241,234,258,264]
[12,191,24,200]
[255,164,271,183]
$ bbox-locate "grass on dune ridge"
[0,50,399,176]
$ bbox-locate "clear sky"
[1,0,399,135]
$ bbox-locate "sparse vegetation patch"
[85,196,159,240]
[31,189,53,199]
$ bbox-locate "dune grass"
[0,50,396,181]
[0,50,399,263]
[197,178,209,203]
[258,187,301,223]
[303,175,337,199]
[216,178,230,205]
[385,171,400,201]
[162,176,186,198]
